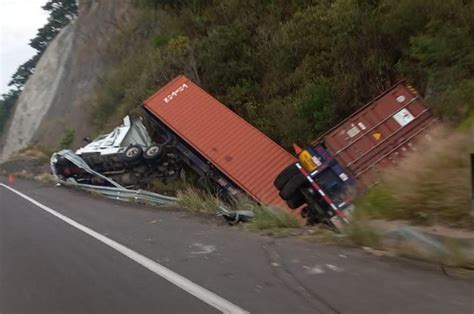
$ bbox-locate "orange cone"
[292,143,303,156]
[8,174,15,184]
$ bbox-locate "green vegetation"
[58,128,75,149]
[355,126,474,229]
[458,112,474,131]
[92,0,473,147]
[175,186,301,229]
[13,145,53,163]
[175,186,222,214]
[343,218,381,248]
[246,205,301,230]
[34,173,56,184]
[0,0,77,135]
[230,194,302,230]
[0,90,20,135]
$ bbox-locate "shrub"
[356,126,474,229]
[175,186,222,214]
[58,128,75,149]
[247,205,302,230]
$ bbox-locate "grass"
[174,186,302,229]
[226,193,302,230]
[244,202,301,230]
[34,173,55,183]
[458,111,474,131]
[57,128,75,150]
[247,206,301,230]
[175,186,222,214]
[355,125,474,229]
[393,239,474,270]
[439,239,474,268]
[343,217,381,248]
[12,145,53,163]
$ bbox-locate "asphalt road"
[0,177,473,314]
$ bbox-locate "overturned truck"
[52,76,295,209]
[52,76,436,228]
[273,82,437,227]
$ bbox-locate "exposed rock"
[1,24,74,159]
[1,0,134,160]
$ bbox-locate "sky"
[0,0,48,95]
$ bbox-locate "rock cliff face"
[1,0,133,160]
[0,24,74,159]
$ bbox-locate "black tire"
[144,145,162,160]
[124,145,143,164]
[279,173,308,201]
[274,164,300,190]
[286,193,306,209]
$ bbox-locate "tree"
[8,54,41,89]
[42,0,78,24]
[29,22,62,54]
[0,89,21,134]
[29,0,78,54]
[8,0,78,89]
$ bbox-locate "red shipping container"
[314,82,437,185]
[144,75,296,208]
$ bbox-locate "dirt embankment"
[0,0,134,161]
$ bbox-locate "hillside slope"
[0,0,133,160]
[2,0,472,159]
[89,0,473,148]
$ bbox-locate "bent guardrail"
[60,180,177,205]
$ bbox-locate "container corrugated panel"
[314,82,437,185]
[144,75,296,208]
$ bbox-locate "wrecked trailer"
[142,75,296,209]
[274,82,438,228]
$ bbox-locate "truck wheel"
[124,145,143,164]
[279,174,308,201]
[144,145,162,160]
[274,164,300,190]
[286,193,306,209]
[305,203,324,225]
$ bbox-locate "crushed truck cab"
[51,116,178,187]
[274,144,355,228]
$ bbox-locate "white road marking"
[0,183,248,314]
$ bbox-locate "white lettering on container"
[164,83,189,103]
